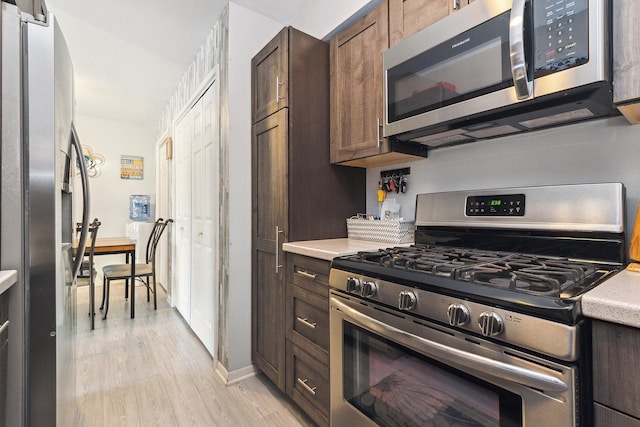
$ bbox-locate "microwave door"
[384,1,525,138]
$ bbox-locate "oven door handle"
[332,297,568,393]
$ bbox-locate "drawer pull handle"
[296,270,317,280]
[297,378,317,395]
[296,317,317,329]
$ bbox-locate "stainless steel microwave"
[383,0,616,148]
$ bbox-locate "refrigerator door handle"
[70,123,91,280]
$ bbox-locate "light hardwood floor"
[74,279,314,426]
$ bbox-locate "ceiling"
[44,0,317,127]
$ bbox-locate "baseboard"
[214,361,258,385]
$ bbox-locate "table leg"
[130,249,135,318]
[90,272,95,330]
[125,252,130,300]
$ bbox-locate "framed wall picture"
[120,155,143,180]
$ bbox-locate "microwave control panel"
[533,0,589,76]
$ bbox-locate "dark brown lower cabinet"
[595,403,640,427]
[251,26,365,396]
[286,254,331,426]
[592,320,640,426]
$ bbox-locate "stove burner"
[354,246,601,297]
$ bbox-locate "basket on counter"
[347,217,415,244]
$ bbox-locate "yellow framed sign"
[120,155,143,180]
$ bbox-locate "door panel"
[191,81,218,356]
[173,109,193,322]
[252,109,288,390]
[173,79,219,356]
[389,0,450,46]
[156,137,170,292]
[252,29,288,123]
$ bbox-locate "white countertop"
[582,269,640,329]
[282,238,410,261]
[0,270,17,296]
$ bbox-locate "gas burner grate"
[352,245,601,297]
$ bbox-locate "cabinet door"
[593,321,640,420]
[252,28,288,123]
[389,0,450,46]
[453,0,475,12]
[330,0,389,164]
[613,0,640,123]
[595,403,640,427]
[251,109,288,391]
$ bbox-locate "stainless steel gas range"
[329,183,625,427]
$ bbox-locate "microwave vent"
[519,108,595,129]
[414,132,472,147]
[464,124,520,139]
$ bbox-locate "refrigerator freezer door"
[23,13,79,426]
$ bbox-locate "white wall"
[226,2,282,372]
[282,0,378,39]
[74,114,156,271]
[366,115,640,240]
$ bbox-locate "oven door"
[330,291,580,427]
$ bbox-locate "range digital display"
[466,194,525,216]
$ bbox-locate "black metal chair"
[76,221,94,279]
[85,218,101,330]
[100,218,172,319]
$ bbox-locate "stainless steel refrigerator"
[1,3,90,425]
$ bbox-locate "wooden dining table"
[74,237,137,328]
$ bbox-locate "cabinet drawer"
[288,284,329,362]
[289,254,330,297]
[288,342,329,427]
[595,403,640,427]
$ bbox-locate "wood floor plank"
[74,281,314,427]
[133,374,178,426]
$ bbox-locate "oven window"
[343,323,522,427]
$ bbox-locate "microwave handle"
[509,0,532,100]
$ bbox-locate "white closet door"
[156,137,171,292]
[172,78,219,356]
[173,108,194,322]
[190,81,219,356]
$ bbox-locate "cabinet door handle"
[297,378,317,396]
[0,320,9,335]
[296,317,317,329]
[276,76,285,103]
[452,0,460,10]
[275,226,284,273]
[376,117,382,148]
[295,270,317,280]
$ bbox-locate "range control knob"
[346,277,361,293]
[478,311,504,337]
[447,303,470,326]
[361,281,378,298]
[398,291,417,311]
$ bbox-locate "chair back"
[87,218,101,259]
[145,218,173,265]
